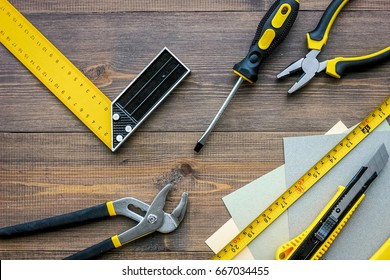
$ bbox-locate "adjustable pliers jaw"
[113,183,188,245]
[0,183,188,259]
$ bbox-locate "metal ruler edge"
[213,96,390,260]
[0,0,112,148]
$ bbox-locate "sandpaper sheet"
[284,128,390,259]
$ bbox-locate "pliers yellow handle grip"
[324,46,390,78]
[277,0,390,93]
[0,184,188,259]
[307,0,350,50]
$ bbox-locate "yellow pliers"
[277,0,390,94]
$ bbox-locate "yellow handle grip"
[276,186,346,260]
[233,0,300,83]
[106,201,117,216]
[310,193,365,260]
[326,46,390,78]
[307,0,350,50]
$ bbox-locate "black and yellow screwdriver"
[194,0,300,152]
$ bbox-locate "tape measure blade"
[0,0,112,148]
[214,96,390,260]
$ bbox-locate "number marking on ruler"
[213,96,390,260]
[0,0,112,148]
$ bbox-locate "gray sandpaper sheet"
[284,129,390,259]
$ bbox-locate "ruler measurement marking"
[0,0,112,147]
[213,97,390,259]
[3,1,191,151]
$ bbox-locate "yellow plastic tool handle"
[213,96,390,261]
[276,186,365,260]
[276,186,346,260]
[325,46,390,78]
[306,0,349,50]
[233,0,300,83]
[310,193,364,260]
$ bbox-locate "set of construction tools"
[1,0,389,260]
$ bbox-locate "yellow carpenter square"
[0,0,112,148]
[0,0,190,152]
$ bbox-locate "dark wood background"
[0,0,389,259]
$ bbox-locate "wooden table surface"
[0,0,389,260]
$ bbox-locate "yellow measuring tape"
[213,96,390,260]
[370,238,390,260]
[0,0,109,148]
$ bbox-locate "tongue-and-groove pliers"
[0,183,188,259]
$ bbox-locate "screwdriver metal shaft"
[193,0,300,152]
[194,77,244,152]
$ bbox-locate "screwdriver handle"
[325,46,390,78]
[233,0,300,83]
[307,0,349,51]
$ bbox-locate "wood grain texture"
[8,0,390,13]
[0,131,290,259]
[0,11,389,133]
[0,0,389,259]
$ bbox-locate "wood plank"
[1,0,389,261]
[8,0,264,13]
[0,11,389,134]
[0,131,304,259]
[0,250,212,260]
[266,0,390,11]
[8,0,390,13]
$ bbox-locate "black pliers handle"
[0,184,188,259]
[277,0,390,93]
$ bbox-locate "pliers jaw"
[160,192,188,233]
[276,0,348,94]
[114,183,188,245]
[277,49,324,94]
[0,182,188,259]
[276,0,390,94]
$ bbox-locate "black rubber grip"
[233,0,299,82]
[308,0,347,43]
[0,203,110,237]
[334,48,390,77]
[65,238,116,260]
